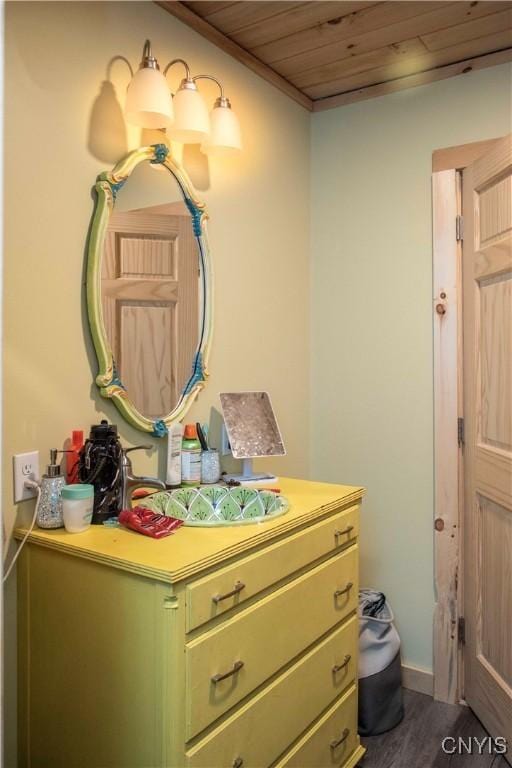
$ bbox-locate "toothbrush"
[196,423,208,451]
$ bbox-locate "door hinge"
[458,616,466,645]
[458,417,465,447]
[456,214,464,241]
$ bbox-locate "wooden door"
[463,134,512,757]
[101,209,198,418]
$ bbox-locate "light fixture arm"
[193,74,226,103]
[106,55,134,81]
[164,58,192,81]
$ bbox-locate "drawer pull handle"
[233,759,244,768]
[330,728,350,751]
[334,525,354,539]
[334,582,353,598]
[332,654,351,673]
[212,581,246,604]
[211,660,244,684]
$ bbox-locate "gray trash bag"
[358,588,404,736]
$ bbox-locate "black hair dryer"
[78,420,122,524]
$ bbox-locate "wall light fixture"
[125,40,242,154]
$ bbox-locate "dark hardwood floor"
[360,689,509,768]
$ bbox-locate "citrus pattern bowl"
[140,486,289,526]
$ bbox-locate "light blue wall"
[311,64,512,672]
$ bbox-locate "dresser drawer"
[185,615,358,768]
[274,684,359,768]
[186,505,359,632]
[186,545,358,739]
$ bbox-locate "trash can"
[358,588,404,736]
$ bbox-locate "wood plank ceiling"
[156,1,512,111]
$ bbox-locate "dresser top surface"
[14,477,363,583]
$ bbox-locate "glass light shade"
[202,104,242,155]
[168,85,210,143]
[125,67,173,129]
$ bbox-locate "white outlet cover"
[13,451,40,503]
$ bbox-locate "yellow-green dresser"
[16,478,365,768]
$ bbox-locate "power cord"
[3,479,41,583]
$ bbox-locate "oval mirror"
[86,144,212,436]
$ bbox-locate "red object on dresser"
[66,430,84,484]
[118,506,184,539]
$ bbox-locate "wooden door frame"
[432,138,500,704]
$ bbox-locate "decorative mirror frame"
[86,144,212,436]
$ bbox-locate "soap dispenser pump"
[36,449,66,529]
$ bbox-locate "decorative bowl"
[140,485,289,527]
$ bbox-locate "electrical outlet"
[13,451,40,503]
[220,423,232,456]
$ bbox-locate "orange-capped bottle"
[181,424,201,487]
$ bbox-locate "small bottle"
[181,424,201,487]
[61,484,94,533]
[66,430,84,484]
[37,449,66,529]
[166,423,183,488]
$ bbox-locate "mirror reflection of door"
[101,200,199,419]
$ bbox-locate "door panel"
[480,274,512,450]
[463,134,512,759]
[481,495,512,689]
[119,303,175,419]
[478,174,512,245]
[119,234,176,279]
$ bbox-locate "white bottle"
[166,423,184,487]
[61,484,94,533]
